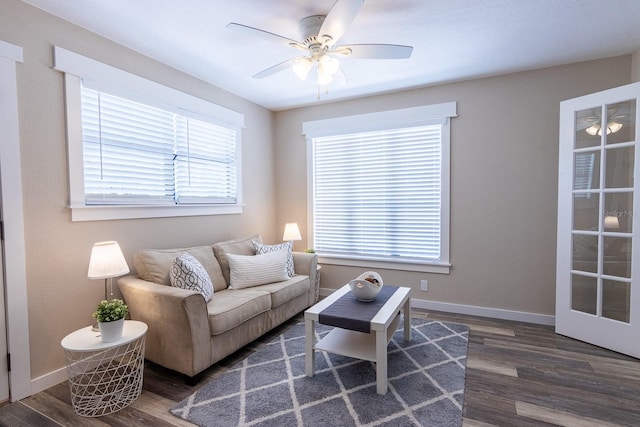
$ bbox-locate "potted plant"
[92,299,128,342]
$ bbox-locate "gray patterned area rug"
[171,317,469,427]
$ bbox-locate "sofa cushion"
[226,248,290,289]
[206,288,271,335]
[213,235,261,285]
[252,240,295,277]
[169,253,214,302]
[253,275,310,308]
[134,245,227,292]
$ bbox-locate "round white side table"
[61,320,147,417]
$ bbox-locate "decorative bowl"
[348,271,384,302]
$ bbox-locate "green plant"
[304,248,316,253]
[92,299,128,323]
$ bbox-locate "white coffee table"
[61,320,147,417]
[305,284,411,395]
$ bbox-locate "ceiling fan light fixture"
[319,55,340,77]
[586,121,623,136]
[292,57,313,80]
[317,64,334,85]
[607,121,623,134]
[585,124,600,136]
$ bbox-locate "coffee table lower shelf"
[314,313,401,362]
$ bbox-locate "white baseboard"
[319,287,555,326]
[30,366,67,396]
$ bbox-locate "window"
[54,47,244,221]
[81,87,237,205]
[303,103,456,273]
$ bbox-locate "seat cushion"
[206,288,271,335]
[253,275,310,308]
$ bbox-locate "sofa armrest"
[292,252,319,305]
[118,276,212,377]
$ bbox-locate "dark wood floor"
[1,309,639,426]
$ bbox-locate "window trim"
[303,103,456,274]
[54,46,245,221]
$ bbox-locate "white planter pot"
[98,318,124,343]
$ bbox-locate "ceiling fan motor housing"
[299,15,328,48]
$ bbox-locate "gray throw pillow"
[252,240,295,277]
[170,253,214,302]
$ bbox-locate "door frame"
[0,40,32,401]
[556,81,640,358]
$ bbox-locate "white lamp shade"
[282,223,302,241]
[316,63,334,86]
[88,241,130,279]
[319,55,340,77]
[607,121,623,134]
[604,216,620,230]
[292,57,312,80]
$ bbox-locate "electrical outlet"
[420,279,428,291]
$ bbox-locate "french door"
[556,82,640,357]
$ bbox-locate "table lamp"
[604,215,620,230]
[283,222,302,242]
[88,241,130,300]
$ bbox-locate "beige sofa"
[118,235,318,383]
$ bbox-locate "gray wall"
[1,0,276,379]
[274,55,632,317]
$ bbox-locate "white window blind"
[574,152,596,198]
[54,46,244,221]
[81,86,237,205]
[313,124,443,262]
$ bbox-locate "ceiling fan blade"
[226,23,305,50]
[319,0,363,47]
[336,44,413,59]
[252,57,299,79]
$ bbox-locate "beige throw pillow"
[226,248,290,289]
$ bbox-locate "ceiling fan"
[576,103,635,136]
[226,0,413,88]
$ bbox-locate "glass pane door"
[557,82,640,359]
[571,99,636,323]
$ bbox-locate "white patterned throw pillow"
[170,253,214,302]
[252,240,295,277]
[227,248,290,289]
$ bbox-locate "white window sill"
[317,255,451,274]
[70,204,243,222]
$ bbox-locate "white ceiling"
[23,0,640,111]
